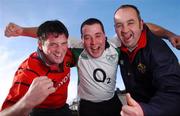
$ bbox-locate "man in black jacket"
[114,4,180,116]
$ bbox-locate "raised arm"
[146,23,180,49]
[5,22,180,49]
[5,23,38,38]
[0,76,56,116]
[4,23,82,47]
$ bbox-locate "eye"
[84,35,91,40]
[95,33,102,38]
[128,22,134,25]
[127,20,135,26]
[115,23,122,29]
[61,41,68,46]
[49,43,58,47]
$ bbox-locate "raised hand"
[169,34,180,50]
[22,76,56,109]
[120,93,144,116]
[4,23,23,37]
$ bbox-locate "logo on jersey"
[137,63,146,74]
[106,54,118,63]
[93,68,111,84]
[81,53,88,59]
[53,73,70,88]
[66,61,72,67]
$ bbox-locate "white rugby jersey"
[70,40,120,102]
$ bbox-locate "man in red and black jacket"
[114,4,180,116]
[1,20,74,116]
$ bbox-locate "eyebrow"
[127,19,135,22]
[95,32,102,35]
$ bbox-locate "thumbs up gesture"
[120,93,144,116]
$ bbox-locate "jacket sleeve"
[140,29,180,116]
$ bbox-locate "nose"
[90,38,96,45]
[55,45,63,53]
[121,25,129,33]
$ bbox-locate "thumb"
[171,40,176,48]
[169,37,176,48]
[126,93,138,106]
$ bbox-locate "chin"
[91,54,101,58]
[54,60,63,64]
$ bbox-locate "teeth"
[91,47,99,50]
[92,48,97,50]
[54,54,61,57]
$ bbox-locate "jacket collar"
[120,27,147,63]
[37,48,63,72]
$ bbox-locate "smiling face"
[114,7,143,51]
[81,23,106,58]
[38,33,68,65]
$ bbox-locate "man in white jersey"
[70,18,122,116]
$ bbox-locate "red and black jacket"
[1,49,74,110]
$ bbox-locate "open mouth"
[54,54,62,59]
[90,46,100,53]
[123,34,133,42]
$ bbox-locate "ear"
[114,24,118,34]
[115,27,118,34]
[140,20,144,30]
[81,36,84,44]
[38,41,43,50]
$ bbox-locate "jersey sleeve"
[108,36,121,47]
[68,37,83,48]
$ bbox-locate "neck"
[128,44,137,52]
[37,48,62,71]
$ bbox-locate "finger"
[171,40,176,48]
[121,105,134,115]
[32,76,50,87]
[40,77,54,89]
[5,26,11,37]
[32,77,55,94]
[175,40,180,50]
[5,32,11,37]
[126,93,138,106]
[37,76,49,80]
[120,110,124,116]
[4,29,16,37]
[42,80,56,95]
[121,109,131,116]
[8,24,17,33]
[121,110,129,116]
[47,86,56,94]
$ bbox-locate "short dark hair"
[37,20,69,41]
[80,18,105,36]
[114,4,141,20]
